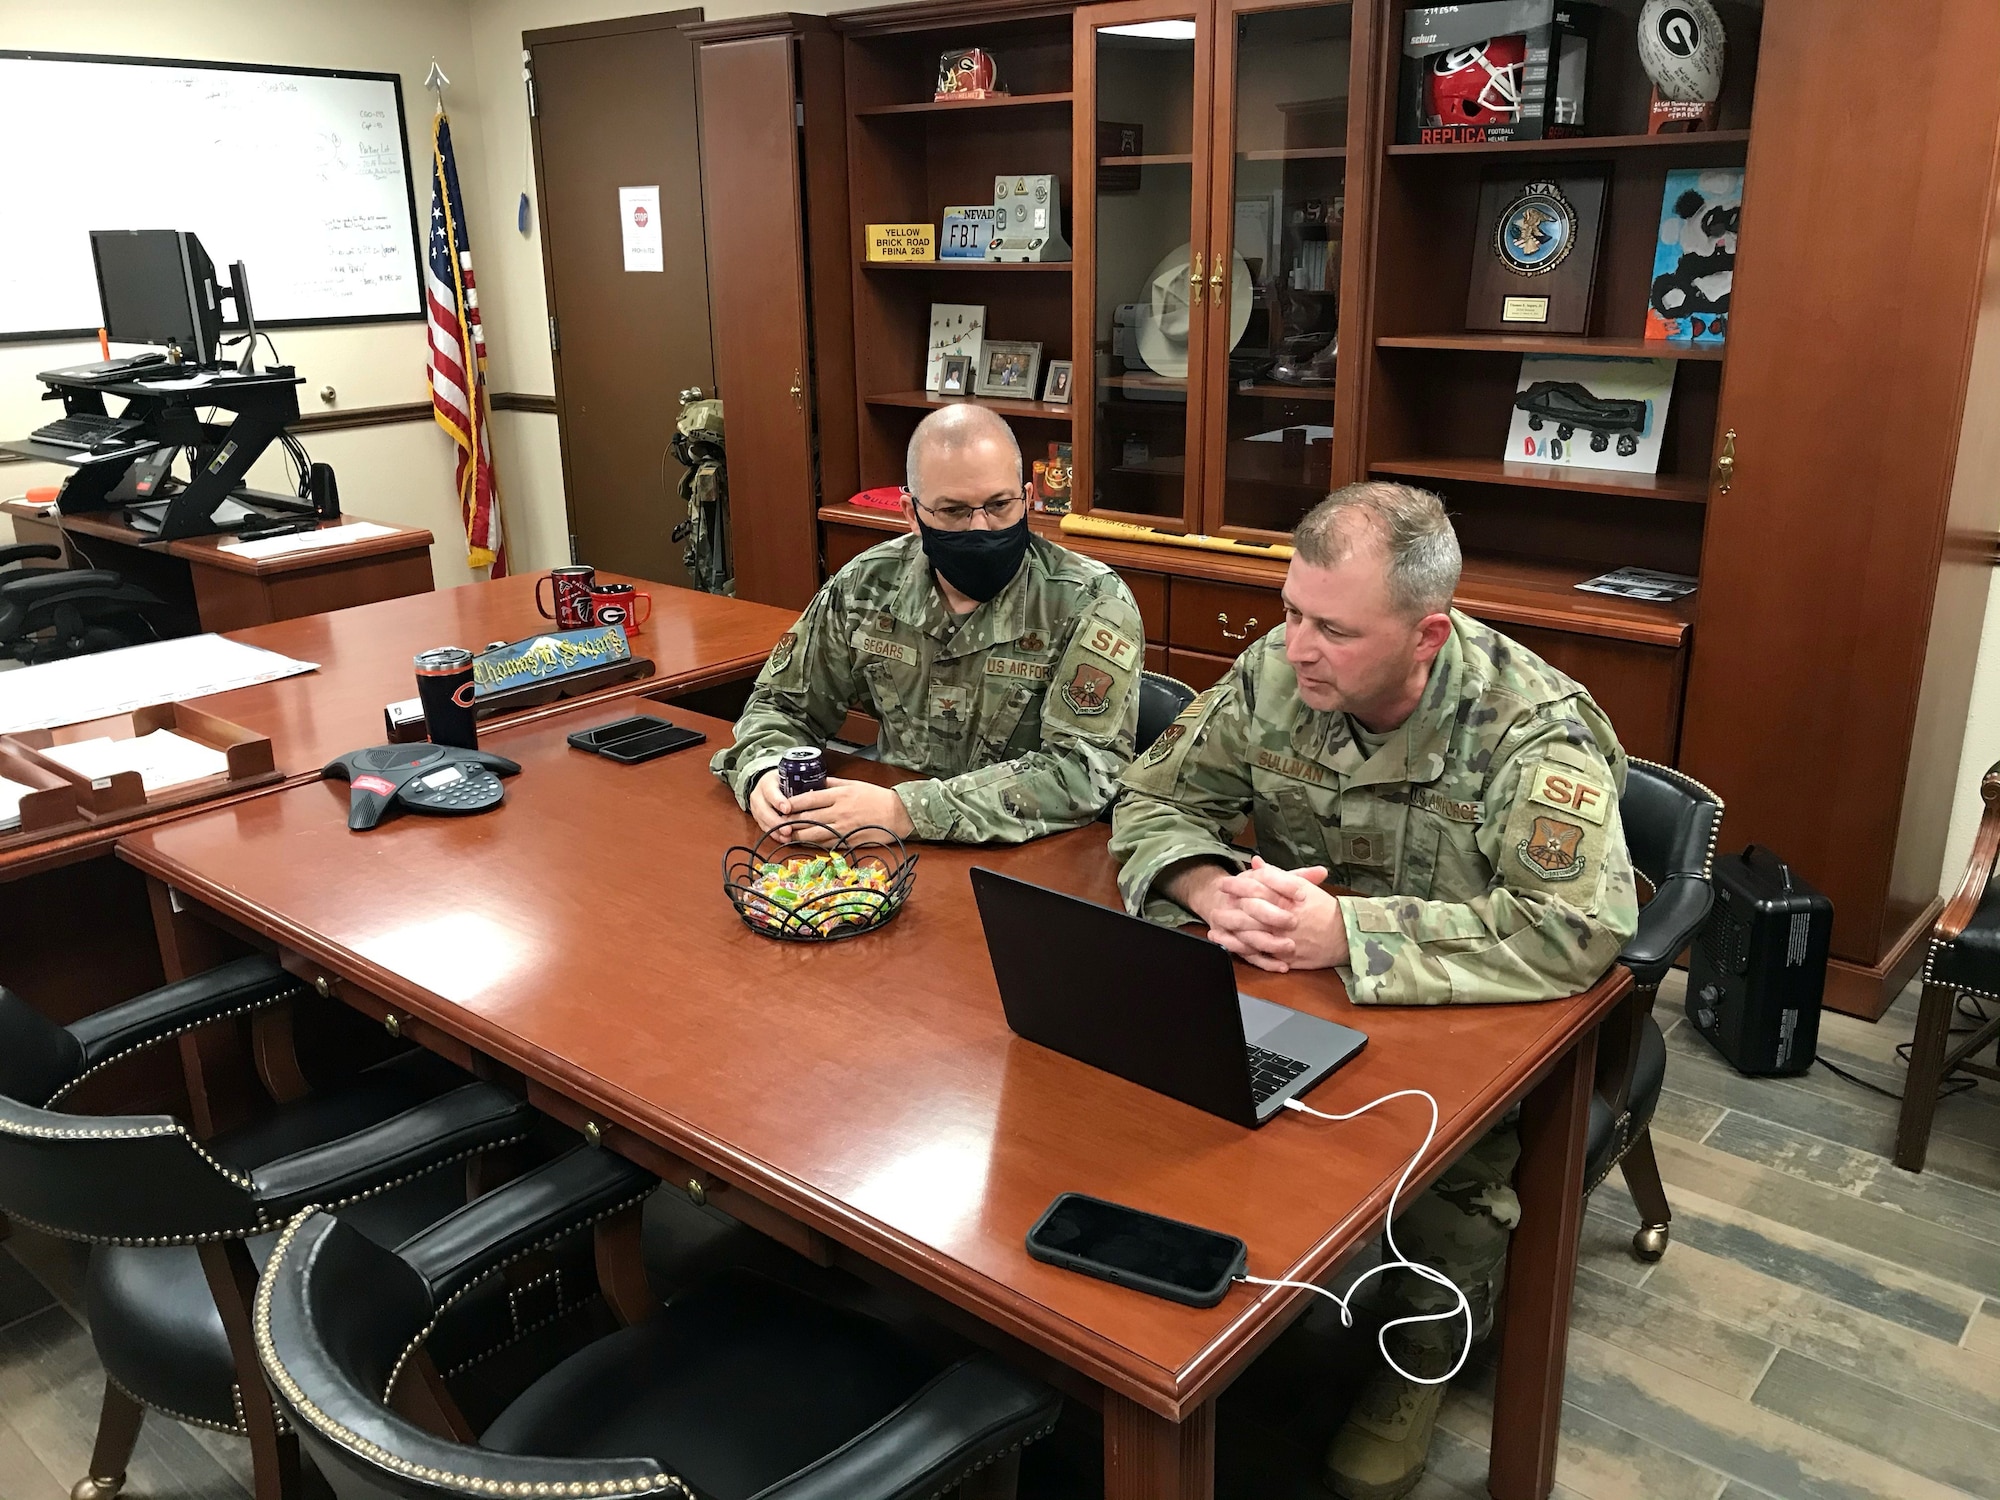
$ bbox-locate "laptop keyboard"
[1247,1044,1310,1104]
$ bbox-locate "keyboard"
[30,413,148,450]
[1247,1044,1310,1104]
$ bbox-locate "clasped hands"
[1179,855,1350,973]
[748,768,914,846]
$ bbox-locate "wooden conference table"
[0,577,793,1063]
[119,696,1626,1500]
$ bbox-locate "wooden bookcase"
[803,0,2000,1018]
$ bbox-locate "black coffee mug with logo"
[414,646,479,750]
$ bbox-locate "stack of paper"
[218,521,396,560]
[42,731,231,793]
[0,774,32,833]
[0,635,317,734]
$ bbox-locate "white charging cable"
[1234,1089,1473,1387]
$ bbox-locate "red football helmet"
[1426,35,1527,126]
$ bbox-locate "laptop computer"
[970,867,1367,1128]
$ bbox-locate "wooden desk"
[0,581,793,1043]
[1,499,435,632]
[119,699,1623,1500]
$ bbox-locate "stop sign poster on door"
[619,186,663,272]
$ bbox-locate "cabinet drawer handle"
[1191,251,1204,308]
[789,368,803,410]
[1209,250,1225,303]
[1217,611,1259,641]
[1716,427,1736,493]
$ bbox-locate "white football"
[1637,0,1726,103]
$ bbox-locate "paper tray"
[0,742,87,852]
[2,701,281,826]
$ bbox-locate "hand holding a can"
[749,763,914,846]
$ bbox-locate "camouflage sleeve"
[1337,706,1641,1006]
[708,580,860,808]
[895,582,1144,843]
[1107,661,1258,926]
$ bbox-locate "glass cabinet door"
[1204,1,1354,537]
[1075,3,1214,528]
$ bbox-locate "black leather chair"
[257,1146,1062,1500]
[0,546,177,664]
[1586,758,1724,1261]
[1137,670,1197,754]
[0,955,537,1500]
[1896,757,2000,1172]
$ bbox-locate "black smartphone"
[1026,1193,1246,1308]
[567,715,706,764]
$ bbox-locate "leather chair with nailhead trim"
[1586,758,1724,1261]
[258,1146,1063,1500]
[0,954,537,1500]
[1895,757,2000,1172]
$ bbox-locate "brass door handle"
[1217,611,1259,641]
[789,368,803,410]
[1191,251,1204,308]
[1210,250,1225,303]
[1716,427,1736,493]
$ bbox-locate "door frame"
[525,8,706,566]
[1071,0,1220,535]
[1199,0,1381,539]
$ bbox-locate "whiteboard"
[0,52,425,340]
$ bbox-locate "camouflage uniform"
[1109,610,1638,1370]
[712,531,1143,843]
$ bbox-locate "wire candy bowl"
[722,823,918,942]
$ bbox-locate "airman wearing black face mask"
[712,405,1144,845]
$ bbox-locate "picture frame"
[973,339,1042,399]
[938,355,971,396]
[1041,359,1073,405]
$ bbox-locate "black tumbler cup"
[414,646,478,750]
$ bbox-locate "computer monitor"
[89,230,224,366]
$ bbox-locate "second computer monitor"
[90,230,224,366]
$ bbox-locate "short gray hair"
[1293,482,1461,618]
[904,404,1023,499]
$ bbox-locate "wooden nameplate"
[4,702,282,828]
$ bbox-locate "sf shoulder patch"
[1517,815,1586,881]
[1141,721,1186,766]
[767,630,798,675]
[1078,622,1141,672]
[1528,761,1611,825]
[1061,661,1115,715]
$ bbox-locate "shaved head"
[905,404,1023,501]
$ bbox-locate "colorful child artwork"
[1646,167,1741,343]
[1504,355,1677,474]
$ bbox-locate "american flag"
[426,112,506,575]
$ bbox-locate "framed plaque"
[1465,171,1607,334]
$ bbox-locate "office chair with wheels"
[0,552,176,664]
[0,955,538,1500]
[1586,758,1724,1261]
[259,1145,1063,1500]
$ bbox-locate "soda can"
[414,646,478,750]
[778,746,827,800]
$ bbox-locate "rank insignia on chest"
[1061,661,1115,715]
[1142,722,1185,765]
[930,686,969,724]
[1517,816,1586,881]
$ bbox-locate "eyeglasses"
[907,490,1026,530]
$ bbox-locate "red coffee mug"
[536,565,596,629]
[588,582,651,638]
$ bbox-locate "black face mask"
[916,514,1031,604]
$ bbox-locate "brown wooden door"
[697,34,820,610]
[1677,0,2000,969]
[528,11,713,586]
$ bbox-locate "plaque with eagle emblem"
[1466,170,1606,334]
